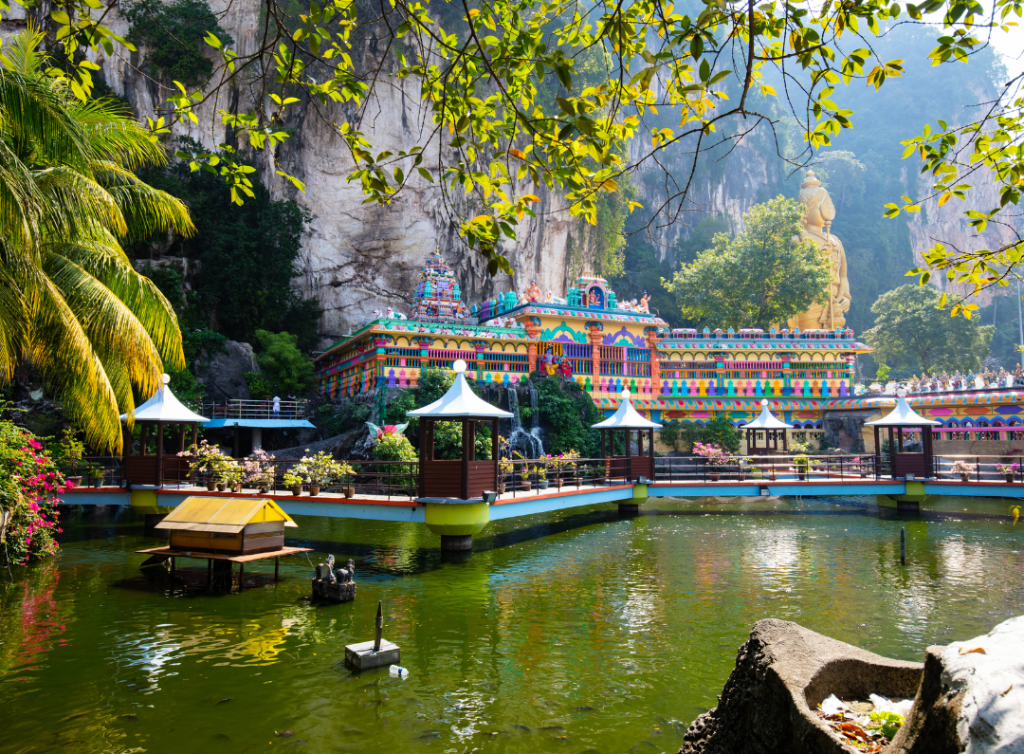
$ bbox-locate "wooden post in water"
[900,527,906,566]
[373,600,383,652]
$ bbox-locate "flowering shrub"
[997,462,1019,474]
[951,460,975,476]
[0,420,65,566]
[217,459,242,487]
[293,450,345,485]
[693,442,730,467]
[178,439,230,476]
[243,449,276,488]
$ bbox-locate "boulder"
[889,615,1024,753]
[197,340,257,404]
[681,619,922,754]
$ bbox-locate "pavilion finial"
[896,387,907,398]
[452,359,468,374]
[761,399,768,406]
[621,388,631,400]
[161,373,171,385]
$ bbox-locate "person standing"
[273,395,281,419]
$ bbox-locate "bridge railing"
[655,453,882,483]
[498,457,613,498]
[201,399,308,420]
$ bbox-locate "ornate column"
[588,324,604,390]
[646,327,661,395]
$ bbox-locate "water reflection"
[0,500,1022,754]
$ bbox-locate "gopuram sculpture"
[788,170,851,330]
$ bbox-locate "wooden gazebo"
[120,373,210,487]
[407,359,513,499]
[865,390,939,480]
[741,399,792,455]
[592,389,662,482]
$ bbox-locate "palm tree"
[0,27,196,452]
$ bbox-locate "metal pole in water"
[900,527,906,566]
[373,600,383,652]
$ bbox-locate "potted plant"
[997,462,1019,483]
[216,459,240,492]
[751,466,763,480]
[519,464,533,492]
[86,462,104,487]
[300,451,343,496]
[179,440,229,490]
[734,457,747,481]
[338,462,356,497]
[55,427,85,487]
[537,459,549,490]
[852,456,870,478]
[498,456,513,494]
[694,442,729,481]
[243,449,276,493]
[283,470,304,495]
[793,454,810,481]
[951,460,974,483]
[220,462,243,492]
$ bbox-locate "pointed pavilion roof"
[591,389,663,429]
[120,374,210,424]
[741,399,793,430]
[864,390,940,427]
[406,360,513,420]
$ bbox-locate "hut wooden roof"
[154,497,297,534]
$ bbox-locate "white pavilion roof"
[865,391,940,427]
[741,399,792,430]
[591,390,662,430]
[120,374,210,424]
[406,360,513,420]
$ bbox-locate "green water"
[1,496,1022,754]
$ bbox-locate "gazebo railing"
[201,399,308,420]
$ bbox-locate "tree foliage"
[0,29,193,452]
[535,377,603,457]
[863,284,994,375]
[133,140,319,349]
[26,0,1024,291]
[253,329,314,395]
[663,197,832,330]
[123,0,233,87]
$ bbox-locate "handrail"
[201,399,308,420]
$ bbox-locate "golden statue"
[788,170,851,330]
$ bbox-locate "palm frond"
[92,161,196,239]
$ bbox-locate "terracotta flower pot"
[709,473,720,482]
[67,476,82,487]
[498,483,506,494]
[207,480,217,491]
[521,481,532,491]
[310,484,320,496]
[959,473,969,483]
[797,471,807,481]
[232,483,242,493]
[291,485,302,496]
[217,483,226,491]
[737,473,746,482]
[344,486,355,498]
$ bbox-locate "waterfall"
[505,384,544,458]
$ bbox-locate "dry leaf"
[959,646,986,655]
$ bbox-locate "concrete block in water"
[344,640,401,671]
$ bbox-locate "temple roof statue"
[788,170,851,330]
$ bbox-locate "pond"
[1,496,1022,754]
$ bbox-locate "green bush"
[535,378,603,457]
[253,330,314,396]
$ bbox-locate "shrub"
[0,420,65,566]
[123,0,233,87]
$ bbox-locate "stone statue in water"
[788,170,851,330]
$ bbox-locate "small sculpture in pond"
[312,554,357,602]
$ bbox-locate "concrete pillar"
[252,427,263,450]
[440,534,474,551]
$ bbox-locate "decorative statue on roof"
[788,170,851,330]
[539,347,557,375]
[527,280,543,302]
[636,291,650,314]
[566,286,582,307]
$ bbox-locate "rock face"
[822,410,876,453]
[889,615,1024,754]
[681,619,923,754]
[196,340,257,404]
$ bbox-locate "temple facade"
[314,255,870,434]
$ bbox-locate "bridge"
[59,468,1024,552]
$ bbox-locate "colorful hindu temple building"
[314,254,876,444]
